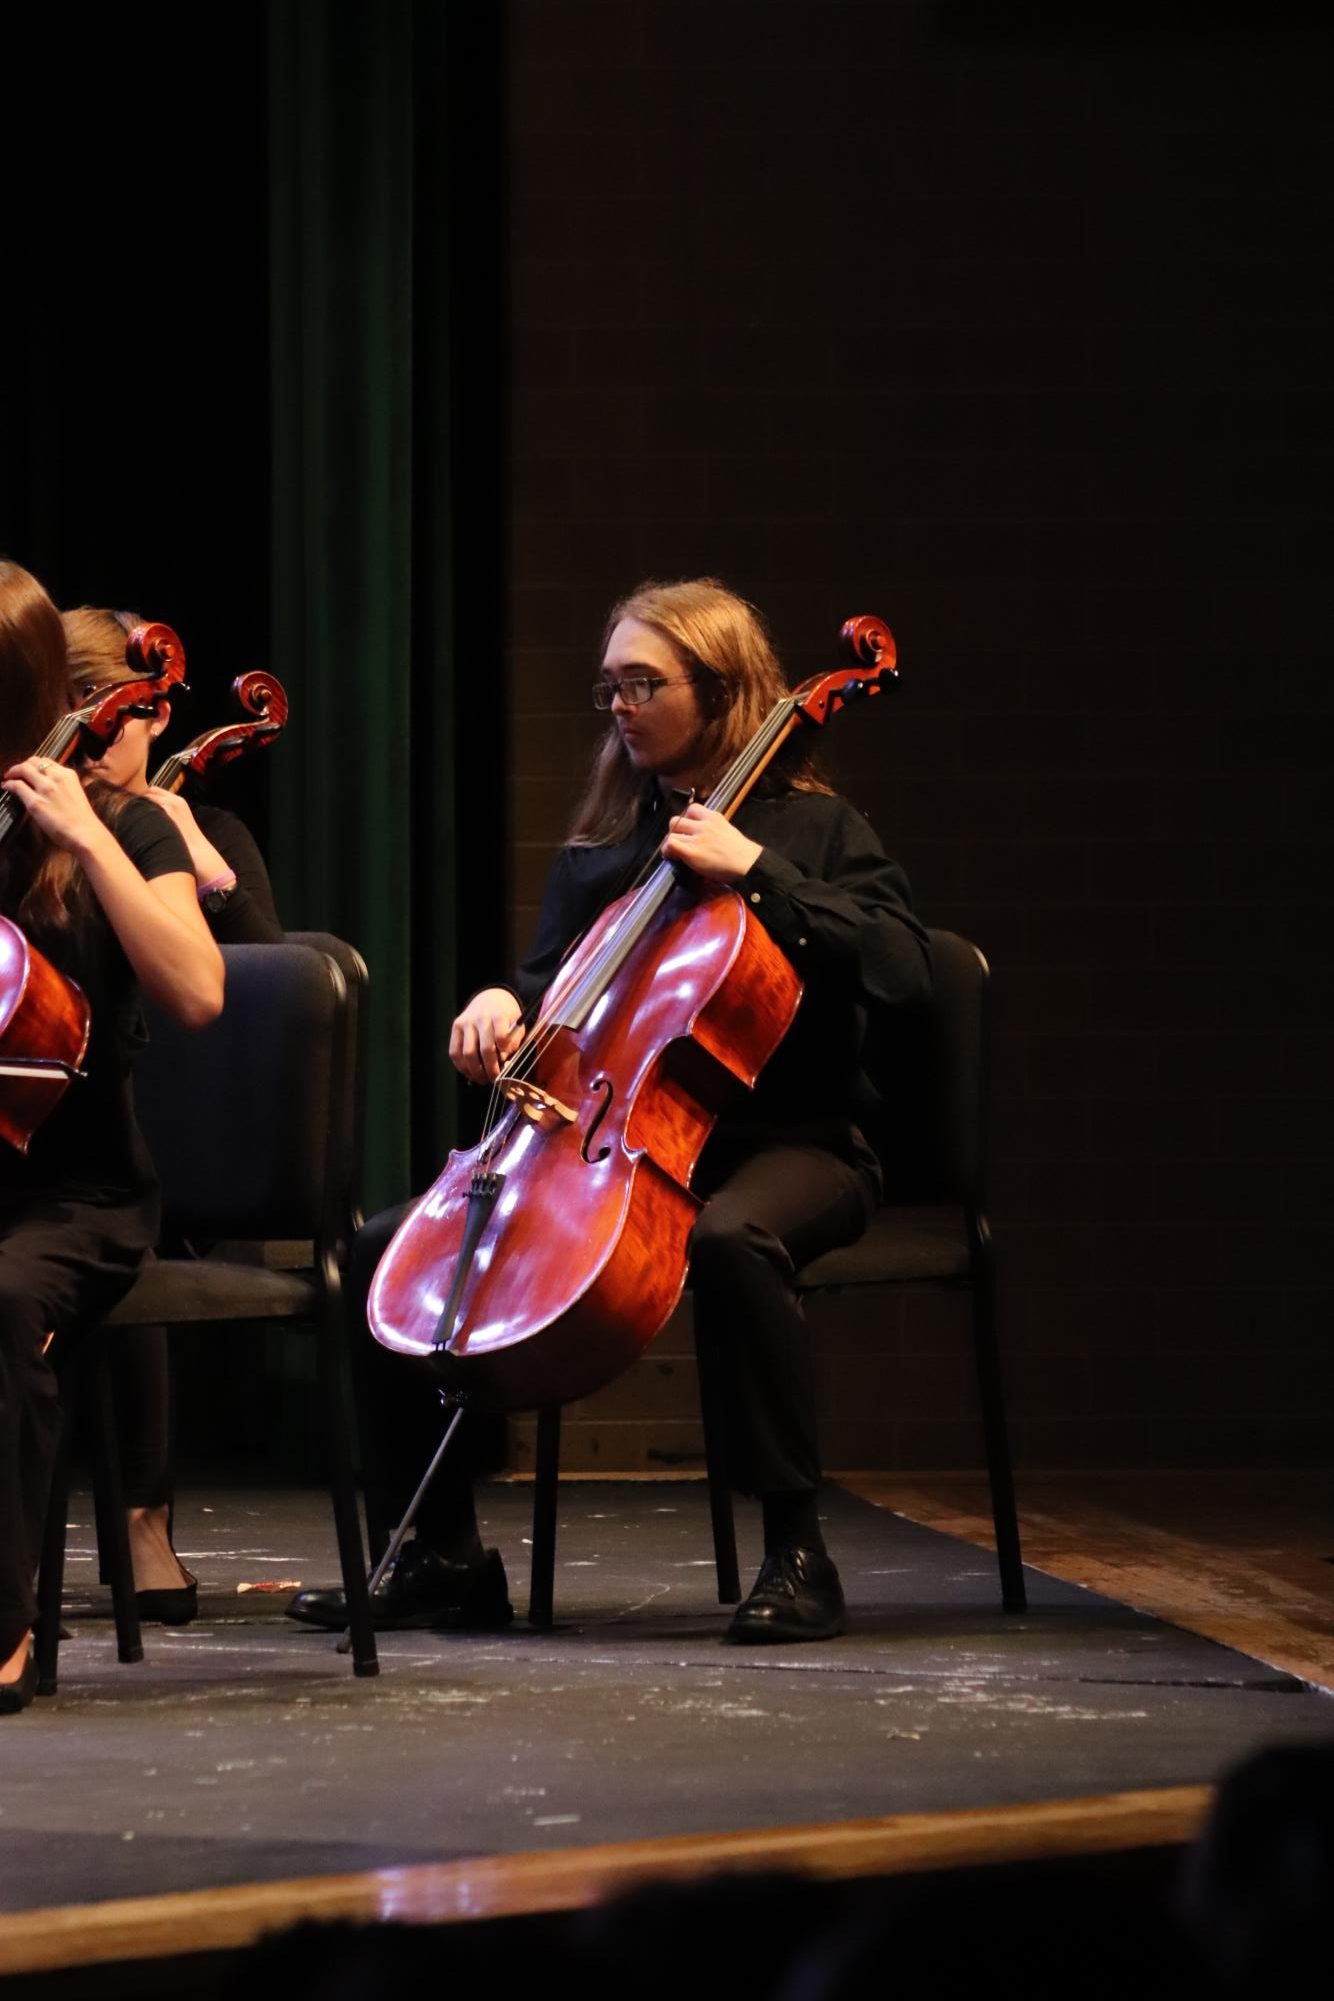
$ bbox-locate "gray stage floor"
[1,1481,1329,1912]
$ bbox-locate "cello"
[368,615,897,1412]
[0,623,187,1153]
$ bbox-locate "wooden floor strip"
[845,1471,1334,1695]
[0,1784,1210,1977]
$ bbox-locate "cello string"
[489,811,673,1099]
[553,694,793,1026]
[476,684,825,1180]
[480,691,801,1133]
[0,716,84,846]
[496,794,671,1069]
[530,698,793,1037]
[462,675,862,1190]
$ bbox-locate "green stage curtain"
[268,0,502,1211]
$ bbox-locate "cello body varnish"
[370,881,801,1408]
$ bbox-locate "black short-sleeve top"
[189,802,283,943]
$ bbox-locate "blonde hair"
[62,605,145,699]
[568,578,828,847]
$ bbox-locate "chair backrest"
[859,928,990,1209]
[134,942,351,1244]
[285,929,369,1241]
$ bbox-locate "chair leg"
[35,1348,80,1697]
[319,1298,379,1677]
[91,1352,143,1665]
[969,1222,1027,1614]
[694,1329,740,1603]
[93,1444,114,1589]
[528,1406,561,1630]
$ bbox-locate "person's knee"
[689,1204,784,1285]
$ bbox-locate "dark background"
[1,9,275,844]
[2,2,1330,1472]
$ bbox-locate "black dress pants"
[689,1134,878,1497]
[348,1132,878,1550]
[0,1196,149,1652]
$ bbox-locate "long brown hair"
[568,578,829,847]
[0,562,126,941]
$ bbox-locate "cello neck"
[704,694,801,822]
[545,693,799,1034]
[148,751,190,795]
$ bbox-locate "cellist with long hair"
[49,606,284,1625]
[291,578,930,1645]
[0,560,223,1715]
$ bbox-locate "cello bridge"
[500,1078,577,1128]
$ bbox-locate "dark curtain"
[0,10,273,800]
[2,4,507,1462]
[269,0,507,1211]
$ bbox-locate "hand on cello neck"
[660,801,763,885]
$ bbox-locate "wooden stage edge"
[0,1784,1212,1979]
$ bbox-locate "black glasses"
[592,674,695,711]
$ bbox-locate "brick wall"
[504,1,1334,1470]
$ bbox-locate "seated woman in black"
[290,577,930,1645]
[59,606,283,1620]
[0,562,224,1714]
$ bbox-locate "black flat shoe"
[0,1640,38,1715]
[135,1568,198,1626]
[724,1546,847,1644]
[287,1544,513,1633]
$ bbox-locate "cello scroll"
[151,670,289,795]
[790,616,898,730]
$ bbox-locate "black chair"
[526,928,1026,1625]
[36,941,379,1691]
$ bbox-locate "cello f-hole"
[581,1077,614,1163]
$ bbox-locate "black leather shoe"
[136,1568,198,1626]
[724,1546,847,1644]
[0,1640,38,1715]
[287,1543,513,1633]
